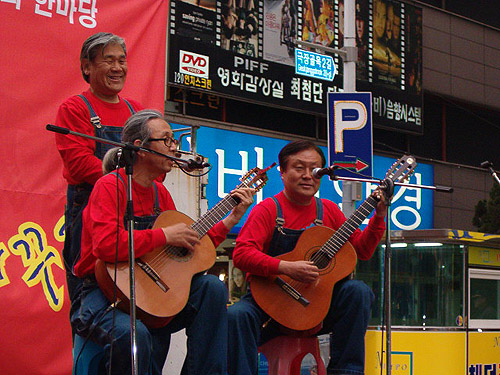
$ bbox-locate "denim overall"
[228,197,374,375]
[63,95,135,308]
[72,173,230,375]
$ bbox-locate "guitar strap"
[267,196,323,258]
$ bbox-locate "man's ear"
[133,139,144,153]
[81,59,91,76]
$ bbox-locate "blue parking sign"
[328,92,373,179]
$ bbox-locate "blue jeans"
[64,184,92,317]
[228,279,374,375]
[71,273,228,375]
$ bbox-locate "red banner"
[0,1,168,374]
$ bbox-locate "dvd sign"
[179,50,209,78]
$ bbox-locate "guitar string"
[274,164,413,294]
[146,195,240,268]
[284,196,379,293]
[144,176,257,269]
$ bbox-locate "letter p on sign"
[334,101,367,153]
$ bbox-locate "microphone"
[481,161,493,169]
[185,158,211,171]
[312,166,337,179]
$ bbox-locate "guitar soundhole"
[165,246,192,261]
[310,250,334,271]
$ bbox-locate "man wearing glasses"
[72,109,256,374]
[54,32,144,310]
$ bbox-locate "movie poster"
[173,0,217,44]
[370,0,402,88]
[355,0,370,80]
[220,0,261,56]
[301,0,336,48]
[405,5,423,94]
[263,0,298,65]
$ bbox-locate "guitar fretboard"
[191,181,249,237]
[313,195,380,266]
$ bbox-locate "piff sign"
[179,50,209,78]
[327,92,373,179]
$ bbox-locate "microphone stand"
[46,124,208,375]
[46,124,205,171]
[481,161,500,186]
[321,166,453,375]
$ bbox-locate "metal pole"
[384,209,392,375]
[340,0,361,218]
[125,172,139,375]
[343,0,356,92]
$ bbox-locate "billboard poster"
[263,0,299,65]
[168,0,424,134]
[173,0,217,44]
[220,0,261,56]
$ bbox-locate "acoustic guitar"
[250,155,417,331]
[95,164,273,328]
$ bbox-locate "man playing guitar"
[72,109,255,375]
[228,140,387,375]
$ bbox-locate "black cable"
[108,159,122,375]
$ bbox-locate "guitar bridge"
[274,277,310,307]
[137,259,169,293]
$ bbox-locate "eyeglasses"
[148,136,178,147]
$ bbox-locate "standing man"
[72,109,255,374]
[228,140,387,375]
[54,32,144,306]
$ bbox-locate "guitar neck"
[320,195,380,259]
[190,185,244,237]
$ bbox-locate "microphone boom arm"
[46,124,208,171]
[314,164,453,193]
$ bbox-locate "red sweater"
[75,169,230,277]
[233,191,386,277]
[55,90,143,185]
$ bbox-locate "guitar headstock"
[377,155,417,199]
[385,155,417,184]
[239,162,276,192]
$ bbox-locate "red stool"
[258,335,327,375]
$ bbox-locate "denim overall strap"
[110,172,161,230]
[78,95,136,160]
[267,196,323,257]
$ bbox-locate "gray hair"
[102,147,122,174]
[122,109,164,146]
[80,32,127,83]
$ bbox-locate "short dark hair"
[278,140,326,171]
[80,32,127,83]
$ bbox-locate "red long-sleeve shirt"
[75,169,230,277]
[232,191,386,277]
[55,90,143,185]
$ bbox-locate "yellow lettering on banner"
[0,242,11,287]
[7,222,64,312]
[54,215,66,243]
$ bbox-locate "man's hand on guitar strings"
[277,260,319,283]
[161,222,200,251]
